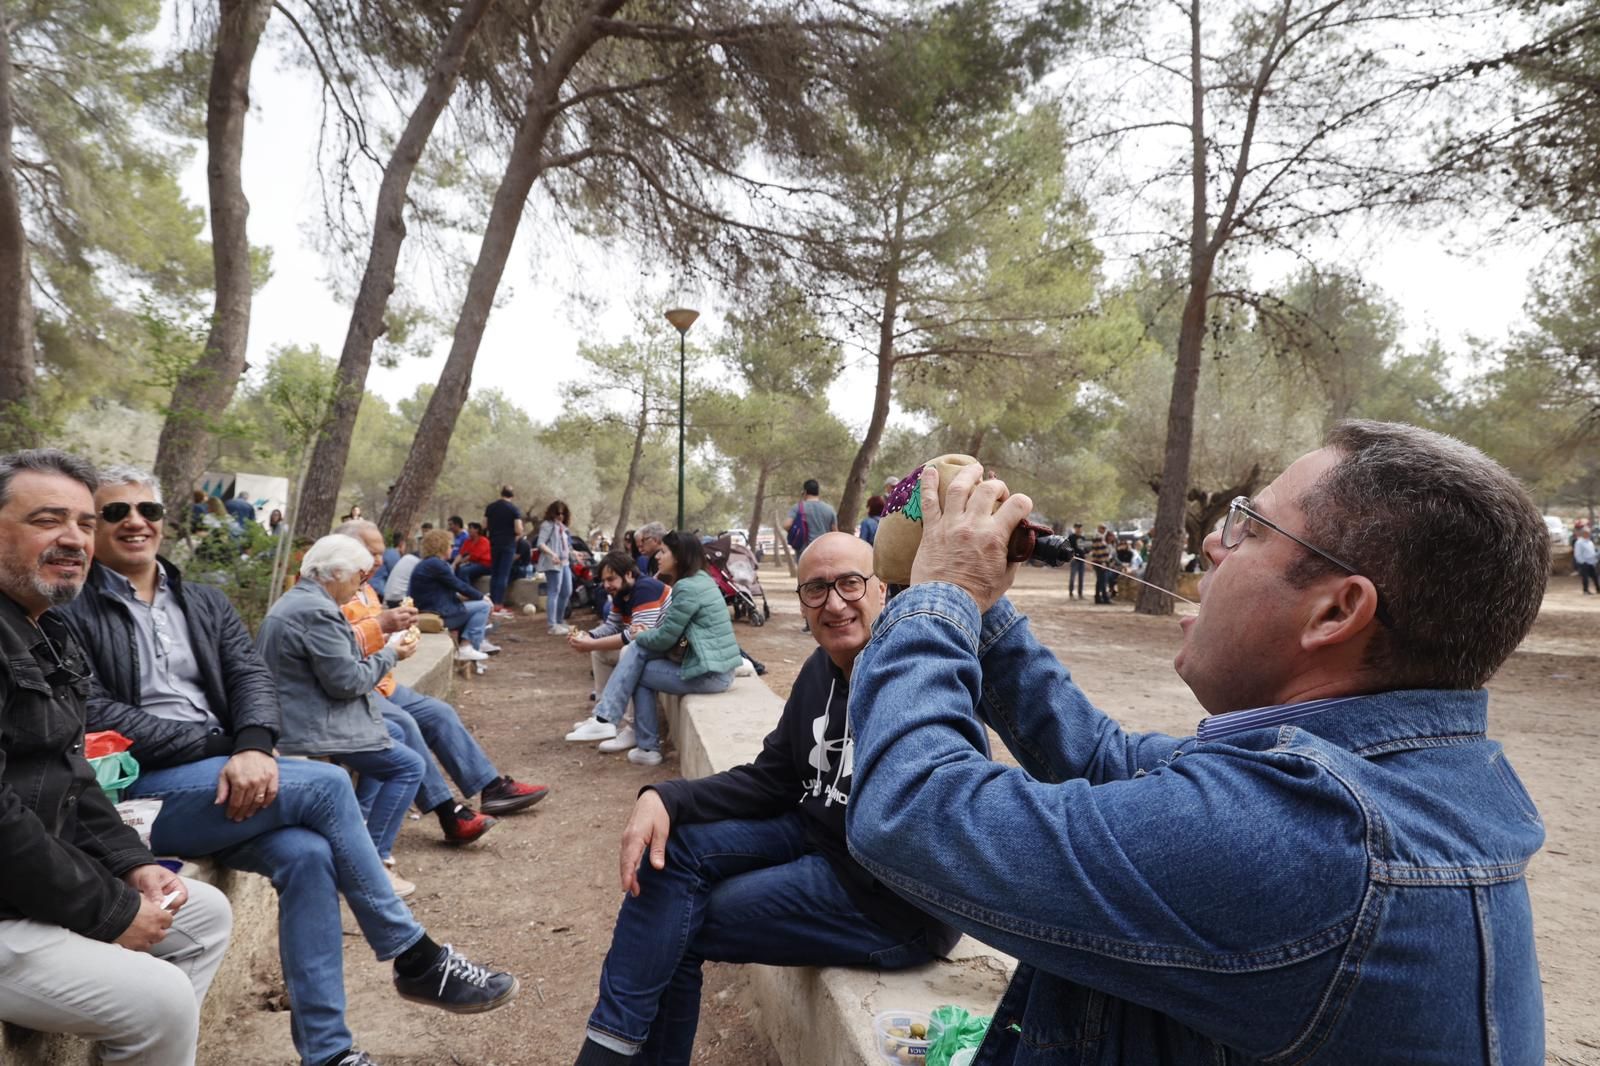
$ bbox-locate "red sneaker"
[480,777,549,816]
[440,806,498,845]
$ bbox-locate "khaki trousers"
[0,877,232,1065]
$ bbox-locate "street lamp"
[664,307,699,530]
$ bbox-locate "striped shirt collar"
[1196,694,1370,743]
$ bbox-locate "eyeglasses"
[100,501,166,524]
[1220,496,1392,628]
[35,631,92,685]
[796,571,871,608]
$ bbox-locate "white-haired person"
[256,534,428,875]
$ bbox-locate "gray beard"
[0,552,85,608]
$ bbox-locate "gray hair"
[1294,420,1547,690]
[333,519,379,542]
[0,449,99,511]
[299,534,374,583]
[636,521,667,542]
[97,463,162,504]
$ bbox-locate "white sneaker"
[479,640,502,654]
[455,646,488,662]
[386,867,417,899]
[547,624,571,636]
[565,716,617,742]
[597,726,637,753]
[627,747,662,767]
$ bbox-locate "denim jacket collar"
[1197,686,1489,757]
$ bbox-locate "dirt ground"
[219,562,1600,1066]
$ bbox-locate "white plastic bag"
[115,798,164,848]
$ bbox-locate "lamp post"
[664,307,699,530]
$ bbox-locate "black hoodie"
[650,647,957,950]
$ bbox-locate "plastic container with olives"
[872,1009,942,1065]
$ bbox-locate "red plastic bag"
[84,730,133,760]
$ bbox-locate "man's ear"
[1301,575,1380,653]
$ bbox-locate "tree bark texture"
[1137,0,1209,616]
[382,0,625,535]
[294,0,494,540]
[612,384,650,546]
[746,461,770,547]
[0,7,38,447]
[836,190,907,533]
[153,0,271,507]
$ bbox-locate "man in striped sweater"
[566,551,672,754]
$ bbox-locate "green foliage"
[9,0,213,418]
[166,519,283,635]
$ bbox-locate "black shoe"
[480,776,549,815]
[394,945,518,1013]
[326,1051,381,1066]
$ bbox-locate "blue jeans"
[585,812,934,1065]
[1094,565,1111,601]
[457,561,491,587]
[336,726,425,861]
[378,685,499,812]
[594,644,735,752]
[489,539,516,605]
[438,598,491,649]
[128,757,425,1065]
[543,565,573,625]
[1069,557,1085,595]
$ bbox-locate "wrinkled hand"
[619,790,672,897]
[377,605,418,633]
[115,894,175,951]
[395,635,419,661]
[117,864,184,950]
[908,463,1033,613]
[215,749,279,822]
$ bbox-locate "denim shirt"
[846,584,1545,1065]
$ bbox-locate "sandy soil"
[217,562,1599,1066]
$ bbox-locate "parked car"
[1544,515,1570,546]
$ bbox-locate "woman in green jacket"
[568,531,741,766]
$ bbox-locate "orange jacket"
[341,583,397,698]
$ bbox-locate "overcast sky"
[177,25,1559,436]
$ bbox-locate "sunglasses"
[99,501,166,524]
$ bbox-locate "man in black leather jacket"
[60,464,518,1066]
[0,449,232,1063]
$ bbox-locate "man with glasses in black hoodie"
[571,532,957,1066]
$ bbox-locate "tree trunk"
[747,460,771,546]
[0,7,37,448]
[294,0,494,541]
[837,189,907,533]
[774,506,796,577]
[382,0,624,534]
[613,385,650,545]
[966,426,987,459]
[153,0,271,507]
[1137,0,1209,617]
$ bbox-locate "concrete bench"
[664,677,1015,1066]
[470,573,544,609]
[2,633,459,1065]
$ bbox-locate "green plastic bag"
[925,1005,991,1066]
[90,751,140,803]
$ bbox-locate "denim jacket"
[847,585,1544,1065]
[255,580,396,757]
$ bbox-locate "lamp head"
[664,307,700,334]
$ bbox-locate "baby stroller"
[703,534,771,626]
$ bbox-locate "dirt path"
[220,563,1598,1065]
